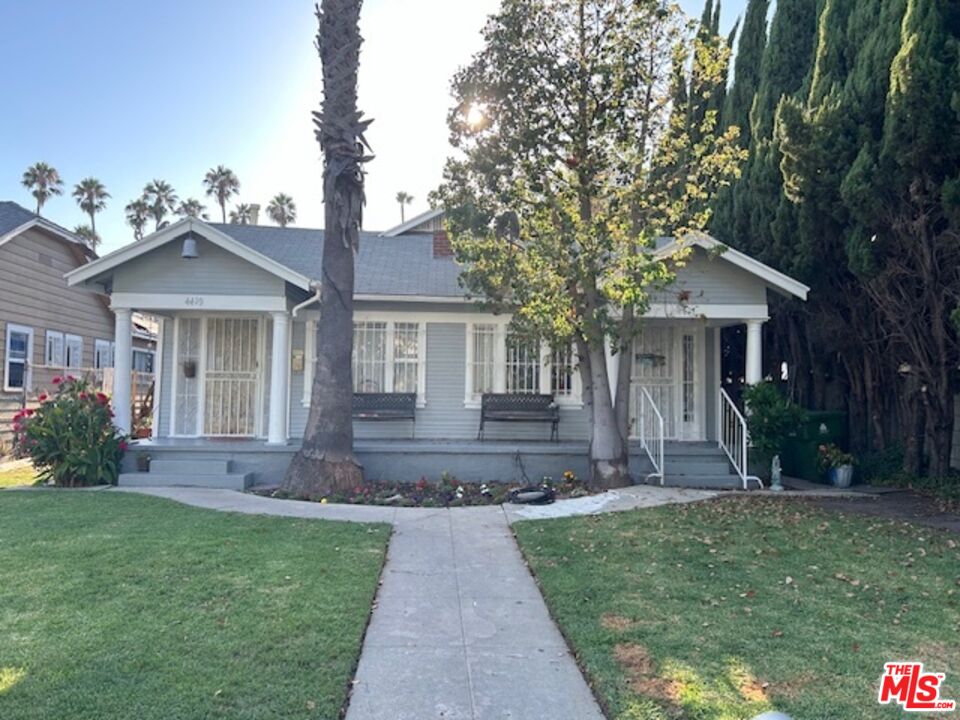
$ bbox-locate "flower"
[52,376,62,385]
[22,408,33,417]
[96,392,109,405]
[119,440,128,451]
[38,392,48,402]
[79,392,88,400]
[66,375,76,382]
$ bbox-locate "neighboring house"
[66,209,809,488]
[0,201,157,448]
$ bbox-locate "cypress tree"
[721,0,769,146]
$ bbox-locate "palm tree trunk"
[282,0,370,499]
[221,201,226,224]
[90,211,96,238]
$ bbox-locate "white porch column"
[268,311,291,444]
[113,307,133,434]
[745,319,764,385]
[604,340,619,403]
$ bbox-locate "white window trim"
[94,338,114,369]
[132,347,155,373]
[302,317,427,408]
[45,330,65,367]
[64,334,83,369]
[4,324,34,393]
[464,319,582,408]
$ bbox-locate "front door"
[630,326,702,440]
[203,317,260,436]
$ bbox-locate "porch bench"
[478,393,560,442]
[352,393,417,425]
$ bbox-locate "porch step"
[149,459,231,475]
[667,460,735,476]
[661,474,761,490]
[118,472,252,490]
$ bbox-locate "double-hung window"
[465,322,580,406]
[94,339,114,369]
[4,324,33,392]
[45,331,65,367]
[64,334,83,369]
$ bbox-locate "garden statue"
[770,454,784,492]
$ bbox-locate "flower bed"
[263,471,593,507]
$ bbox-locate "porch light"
[181,232,199,259]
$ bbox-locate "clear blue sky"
[0,0,745,254]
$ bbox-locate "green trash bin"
[781,411,848,482]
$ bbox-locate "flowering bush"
[13,375,128,486]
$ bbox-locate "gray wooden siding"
[653,247,768,306]
[0,227,114,395]
[111,236,285,296]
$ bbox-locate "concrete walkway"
[113,485,715,719]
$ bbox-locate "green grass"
[514,497,960,720]
[0,465,36,488]
[0,491,389,719]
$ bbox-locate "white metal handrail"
[638,387,665,485]
[718,388,762,490]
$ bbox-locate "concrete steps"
[652,441,755,490]
[118,459,252,490]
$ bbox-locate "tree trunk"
[585,342,629,488]
[282,0,369,500]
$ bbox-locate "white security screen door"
[630,326,702,440]
[203,318,260,436]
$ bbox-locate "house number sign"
[184,296,205,307]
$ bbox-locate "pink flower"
[22,408,33,417]
[66,375,76,381]
[79,392,88,400]
[52,376,62,385]
[96,392,109,405]
[38,393,48,402]
[119,440,128,451]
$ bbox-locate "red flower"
[22,408,33,416]
[52,376,62,385]
[79,392,88,400]
[38,393,48,402]
[119,440,128,451]
[66,375,76,381]
[96,392,109,405]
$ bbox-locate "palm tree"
[229,203,254,224]
[72,178,110,237]
[142,180,178,231]
[125,199,150,240]
[177,198,209,220]
[73,224,98,250]
[395,191,413,223]
[283,0,370,498]
[267,193,297,227]
[21,162,64,215]
[202,165,241,223]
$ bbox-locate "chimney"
[433,229,453,258]
[249,203,261,225]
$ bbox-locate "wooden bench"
[352,393,417,425]
[478,393,560,441]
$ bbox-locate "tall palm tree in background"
[72,177,110,238]
[267,193,297,227]
[283,0,371,498]
[177,198,209,220]
[73,224,98,249]
[142,180,178,231]
[21,162,64,215]
[202,166,241,222]
[395,190,413,223]
[125,199,150,240]
[229,203,254,224]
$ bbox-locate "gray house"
[66,208,809,489]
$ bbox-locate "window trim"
[132,347,155,373]
[45,330,65,367]
[64,333,83,369]
[94,338,114,369]
[4,323,34,393]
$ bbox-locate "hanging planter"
[182,360,196,379]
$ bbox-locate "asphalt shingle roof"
[0,201,38,236]
[210,223,466,298]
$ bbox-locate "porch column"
[267,311,290,444]
[113,307,133,434]
[604,340,619,403]
[745,319,764,385]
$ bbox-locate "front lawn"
[514,497,960,719]
[0,491,389,720]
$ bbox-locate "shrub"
[817,443,856,471]
[13,375,127,487]
[742,381,807,456]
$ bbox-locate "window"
[392,322,420,393]
[466,323,580,405]
[64,334,83,369]
[45,331,65,367]
[94,339,113,369]
[4,324,33,392]
[132,349,154,373]
[353,321,387,392]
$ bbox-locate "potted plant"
[133,416,152,439]
[743,382,807,481]
[818,443,855,487]
[136,452,151,473]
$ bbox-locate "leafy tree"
[124,198,150,240]
[21,162,64,216]
[142,180,178,231]
[229,203,255,224]
[177,198,209,220]
[283,0,371,498]
[72,177,110,239]
[435,0,744,487]
[202,166,241,223]
[395,190,413,222]
[267,193,297,227]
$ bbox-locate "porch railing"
[638,387,665,485]
[718,388,761,490]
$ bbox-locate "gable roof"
[656,233,809,300]
[380,207,445,237]
[0,201,94,257]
